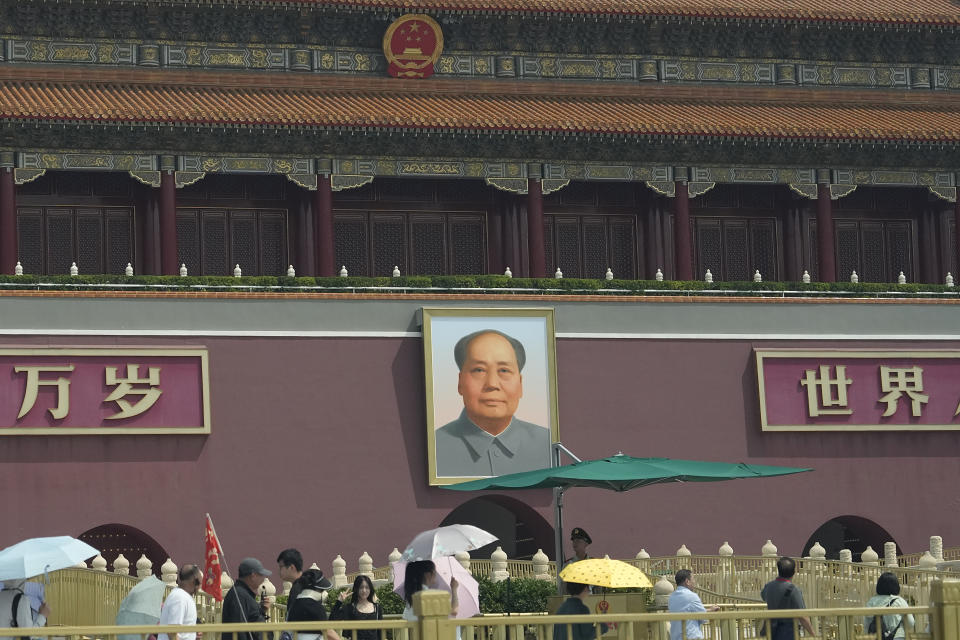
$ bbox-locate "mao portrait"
[422,308,559,485]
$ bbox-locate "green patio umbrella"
[443,452,812,588]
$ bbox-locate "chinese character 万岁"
[104,364,162,419]
[15,365,75,420]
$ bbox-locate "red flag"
[202,514,224,601]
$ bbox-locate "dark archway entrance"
[78,523,169,574]
[440,495,554,560]
[802,516,899,561]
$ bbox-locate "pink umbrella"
[392,556,480,619]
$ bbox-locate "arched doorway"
[440,495,554,560]
[78,523,169,574]
[802,516,899,561]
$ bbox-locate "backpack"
[867,598,904,640]
[10,591,30,640]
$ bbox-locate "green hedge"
[476,576,557,614]
[0,273,957,297]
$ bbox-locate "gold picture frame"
[423,307,559,486]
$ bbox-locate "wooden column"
[955,199,960,278]
[159,170,178,275]
[816,182,836,282]
[672,181,693,280]
[0,168,15,274]
[314,175,335,277]
[527,177,546,278]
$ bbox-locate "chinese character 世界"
[878,365,929,417]
[14,365,75,420]
[104,364,162,419]
[800,365,853,417]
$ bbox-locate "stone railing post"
[262,578,276,605]
[654,575,674,607]
[718,542,734,596]
[91,554,107,571]
[332,555,348,588]
[635,549,651,574]
[532,549,550,581]
[136,554,153,578]
[113,554,130,575]
[359,552,374,578]
[221,571,235,593]
[806,543,826,609]
[861,546,879,566]
[930,579,960,640]
[491,547,509,582]
[455,551,471,572]
[761,541,778,588]
[388,548,402,580]
[161,558,178,586]
[920,552,938,570]
[931,536,945,562]
[884,542,898,568]
[676,544,691,570]
[414,589,454,640]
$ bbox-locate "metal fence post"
[414,590,454,640]
[931,578,960,640]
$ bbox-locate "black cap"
[570,528,592,544]
[300,569,332,592]
[238,557,272,577]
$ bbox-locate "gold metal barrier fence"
[5,582,960,640]
[448,606,935,640]
[39,568,287,627]
[0,619,414,640]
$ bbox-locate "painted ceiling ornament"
[383,14,443,79]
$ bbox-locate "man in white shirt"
[0,579,50,640]
[159,564,202,640]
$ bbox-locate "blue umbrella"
[117,576,167,640]
[0,536,99,580]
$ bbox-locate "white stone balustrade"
[332,554,348,588]
[490,546,509,582]
[358,551,374,578]
[113,553,130,575]
[884,542,898,567]
[532,549,550,581]
[161,558,178,586]
[136,554,153,578]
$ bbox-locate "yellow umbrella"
[558,555,653,589]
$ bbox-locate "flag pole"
[206,513,230,570]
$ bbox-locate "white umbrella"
[401,525,497,561]
[392,557,481,619]
[0,536,99,581]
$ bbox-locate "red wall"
[1,334,956,572]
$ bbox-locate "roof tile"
[2,80,960,143]
[277,0,960,25]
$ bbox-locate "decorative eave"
[3,67,960,145]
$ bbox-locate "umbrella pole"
[553,486,564,594]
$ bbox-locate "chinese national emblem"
[383,14,443,79]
